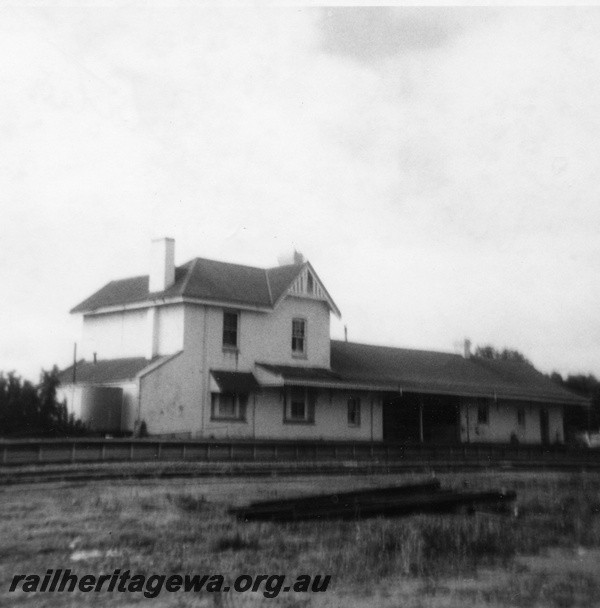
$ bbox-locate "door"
[382,395,421,442]
[540,408,550,445]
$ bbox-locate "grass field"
[1,470,600,607]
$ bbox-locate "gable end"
[277,262,341,317]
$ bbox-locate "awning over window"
[210,371,260,393]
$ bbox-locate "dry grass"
[1,471,600,606]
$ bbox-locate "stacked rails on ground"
[231,480,517,521]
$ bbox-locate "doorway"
[382,393,460,443]
[540,408,550,445]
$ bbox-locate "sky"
[2,4,600,381]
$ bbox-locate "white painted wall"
[460,398,564,444]
[204,388,383,441]
[139,353,203,437]
[78,293,329,372]
[138,306,208,436]
[73,300,568,445]
[80,304,185,362]
[81,310,148,360]
[204,296,331,373]
[77,298,333,436]
[155,305,184,355]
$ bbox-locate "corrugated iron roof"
[71,258,314,314]
[330,340,588,405]
[71,276,150,313]
[256,363,342,383]
[211,371,260,393]
[59,357,155,385]
[57,348,588,406]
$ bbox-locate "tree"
[474,345,532,366]
[0,372,38,435]
[0,367,86,437]
[549,372,600,433]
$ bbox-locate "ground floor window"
[211,392,248,421]
[284,387,316,423]
[517,406,526,426]
[347,397,361,426]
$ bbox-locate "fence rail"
[1,438,600,469]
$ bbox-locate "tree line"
[475,345,600,432]
[0,367,86,437]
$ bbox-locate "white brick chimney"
[149,237,175,293]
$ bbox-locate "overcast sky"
[2,5,600,381]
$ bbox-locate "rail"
[1,438,600,468]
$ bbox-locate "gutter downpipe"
[200,305,209,438]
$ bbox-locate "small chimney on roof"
[463,338,472,359]
[277,250,305,266]
[150,237,175,293]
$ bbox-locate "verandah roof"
[210,371,260,393]
[258,342,588,406]
[329,341,588,406]
[58,342,589,407]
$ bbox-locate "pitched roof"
[71,257,338,314]
[330,340,588,405]
[266,265,306,303]
[58,345,588,406]
[58,357,155,385]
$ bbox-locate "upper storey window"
[223,311,239,350]
[291,318,306,356]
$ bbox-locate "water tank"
[80,386,123,433]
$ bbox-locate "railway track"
[1,456,600,486]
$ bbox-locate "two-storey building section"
[58,238,588,444]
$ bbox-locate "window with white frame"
[347,397,361,426]
[291,318,306,355]
[222,311,239,350]
[284,387,315,423]
[211,392,248,421]
[517,406,526,427]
